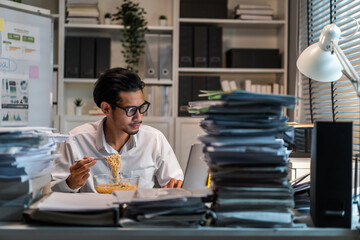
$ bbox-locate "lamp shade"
[296,42,343,82]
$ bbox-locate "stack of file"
[0,127,68,221]
[118,188,212,227]
[234,4,273,21]
[66,0,100,24]
[191,90,296,227]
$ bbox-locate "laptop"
[182,144,209,189]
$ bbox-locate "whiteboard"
[0,2,53,127]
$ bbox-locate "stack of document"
[193,90,296,227]
[0,127,68,221]
[66,0,100,24]
[234,4,274,20]
[118,188,212,227]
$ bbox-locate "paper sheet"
[37,192,118,212]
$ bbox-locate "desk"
[0,223,359,240]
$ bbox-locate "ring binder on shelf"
[144,34,159,80]
[159,35,172,80]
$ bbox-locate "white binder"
[144,34,159,80]
[159,35,172,80]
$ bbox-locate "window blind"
[298,0,360,155]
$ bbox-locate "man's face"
[110,90,145,135]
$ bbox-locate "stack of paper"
[192,90,296,227]
[117,188,212,227]
[234,4,274,20]
[66,0,100,24]
[0,127,68,221]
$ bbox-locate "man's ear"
[100,102,111,115]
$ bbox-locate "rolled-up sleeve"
[51,139,80,193]
[155,133,184,187]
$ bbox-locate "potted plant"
[104,13,112,25]
[112,0,148,72]
[74,98,83,116]
[159,15,167,26]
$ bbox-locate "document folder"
[194,26,208,67]
[95,37,110,78]
[179,25,193,67]
[159,35,172,80]
[144,34,159,80]
[80,37,95,78]
[64,37,80,78]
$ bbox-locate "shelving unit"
[37,0,289,171]
[55,0,176,145]
[173,0,289,168]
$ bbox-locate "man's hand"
[66,156,97,190]
[162,178,183,188]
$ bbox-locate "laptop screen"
[182,144,209,189]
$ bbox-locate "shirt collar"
[95,117,139,153]
[95,117,107,151]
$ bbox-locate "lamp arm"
[331,42,360,96]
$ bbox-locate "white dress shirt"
[51,118,183,192]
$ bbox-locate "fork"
[74,157,106,162]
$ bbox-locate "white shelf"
[65,24,173,33]
[178,68,285,74]
[51,13,59,18]
[179,18,286,27]
[63,78,173,85]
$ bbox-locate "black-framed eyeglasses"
[110,101,150,117]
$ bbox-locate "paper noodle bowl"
[94,174,139,194]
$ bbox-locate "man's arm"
[51,141,96,192]
[66,156,97,189]
[155,132,184,188]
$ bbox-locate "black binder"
[179,25,193,67]
[194,26,208,67]
[206,76,221,90]
[192,76,206,101]
[95,37,111,78]
[180,0,228,19]
[178,76,192,116]
[208,26,222,67]
[80,37,95,78]
[64,36,80,78]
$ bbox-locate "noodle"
[95,153,137,193]
[105,153,122,183]
[95,182,137,193]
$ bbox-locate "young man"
[51,68,183,192]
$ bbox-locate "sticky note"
[29,65,39,79]
[0,18,4,32]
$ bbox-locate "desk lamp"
[296,20,359,228]
[296,22,360,96]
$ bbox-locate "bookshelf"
[24,0,288,171]
[174,0,289,167]
[55,0,176,145]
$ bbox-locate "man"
[51,68,183,192]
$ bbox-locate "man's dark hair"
[93,68,145,108]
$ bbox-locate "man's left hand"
[162,178,183,188]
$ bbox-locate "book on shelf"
[67,0,98,6]
[235,8,273,16]
[67,18,99,24]
[236,14,273,20]
[221,80,231,92]
[236,4,272,10]
[143,86,171,117]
